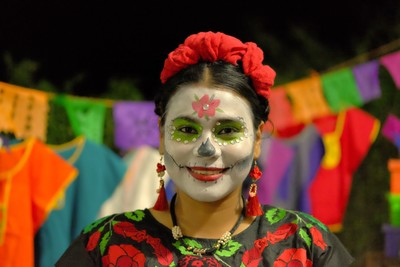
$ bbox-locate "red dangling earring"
[246,161,263,216]
[153,156,169,211]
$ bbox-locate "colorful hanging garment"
[310,108,380,232]
[113,101,160,153]
[0,138,77,267]
[53,95,107,144]
[257,136,295,206]
[273,124,325,212]
[267,86,297,133]
[98,145,174,217]
[285,76,332,124]
[35,136,127,267]
[0,82,49,141]
[321,68,363,112]
[380,50,400,89]
[352,60,382,103]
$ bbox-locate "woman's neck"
[172,188,244,239]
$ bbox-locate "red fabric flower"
[160,31,276,100]
[310,226,328,251]
[274,248,313,267]
[156,163,166,173]
[102,244,146,267]
[249,165,262,180]
[178,255,223,267]
[86,231,101,251]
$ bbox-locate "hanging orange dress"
[0,137,77,267]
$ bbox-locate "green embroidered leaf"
[169,262,176,267]
[183,238,202,248]
[99,231,111,255]
[215,240,242,257]
[172,240,196,255]
[172,240,186,255]
[299,212,328,231]
[83,216,111,233]
[265,208,286,224]
[299,228,311,248]
[125,210,145,221]
[240,263,245,267]
[216,108,224,113]
[194,95,199,101]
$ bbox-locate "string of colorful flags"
[0,49,399,153]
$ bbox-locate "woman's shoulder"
[261,204,327,228]
[81,209,151,234]
[256,205,354,265]
[259,204,333,245]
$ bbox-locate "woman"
[56,31,354,266]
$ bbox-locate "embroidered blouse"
[56,205,354,267]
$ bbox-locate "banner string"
[324,38,400,73]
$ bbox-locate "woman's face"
[161,85,257,202]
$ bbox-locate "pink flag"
[382,114,400,144]
[380,50,400,89]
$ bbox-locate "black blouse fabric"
[56,205,354,267]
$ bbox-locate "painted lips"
[187,166,228,181]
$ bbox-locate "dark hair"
[154,61,270,129]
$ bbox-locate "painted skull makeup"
[162,86,257,202]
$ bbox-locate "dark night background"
[1,1,400,265]
[1,0,399,99]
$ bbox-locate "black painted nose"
[197,138,216,157]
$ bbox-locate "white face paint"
[162,86,256,202]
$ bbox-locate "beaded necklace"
[169,193,245,256]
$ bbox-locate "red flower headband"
[160,31,276,99]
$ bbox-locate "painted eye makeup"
[169,118,202,143]
[212,118,248,145]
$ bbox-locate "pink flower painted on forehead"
[192,94,222,120]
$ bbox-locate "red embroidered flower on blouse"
[113,221,147,242]
[274,248,313,267]
[102,244,146,267]
[160,31,276,100]
[310,226,328,250]
[178,255,223,267]
[86,231,101,251]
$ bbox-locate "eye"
[213,120,246,143]
[218,127,239,135]
[178,126,198,135]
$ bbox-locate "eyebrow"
[172,116,243,125]
[217,118,244,124]
[172,116,200,124]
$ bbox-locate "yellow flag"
[0,82,49,141]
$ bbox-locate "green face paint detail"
[170,118,202,143]
[213,119,247,144]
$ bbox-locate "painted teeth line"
[191,169,223,175]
